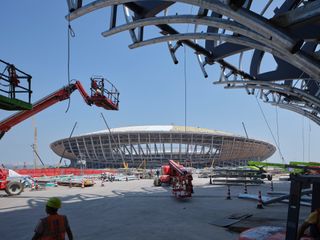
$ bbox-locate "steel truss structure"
[66,0,320,125]
[50,126,276,168]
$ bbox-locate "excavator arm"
[0,80,119,139]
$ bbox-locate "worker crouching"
[32,197,73,240]
[298,208,320,239]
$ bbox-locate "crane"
[0,78,119,139]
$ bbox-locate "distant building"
[50,125,276,168]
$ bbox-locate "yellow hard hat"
[46,197,61,209]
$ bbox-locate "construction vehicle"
[0,166,24,195]
[154,160,193,199]
[0,77,119,139]
[248,161,320,175]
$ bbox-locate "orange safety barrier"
[15,168,116,177]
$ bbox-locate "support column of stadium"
[170,133,173,160]
[98,135,107,163]
[159,133,164,165]
[82,136,91,163]
[67,139,76,167]
[128,133,134,166]
[147,133,152,168]
[179,134,182,164]
[190,133,194,165]
[154,142,158,165]
[107,133,115,167]
[75,138,82,166]
[101,113,126,169]
[90,135,99,162]
[118,138,131,165]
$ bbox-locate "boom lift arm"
[0,80,119,139]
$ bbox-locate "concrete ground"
[0,176,310,240]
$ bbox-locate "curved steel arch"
[128,33,272,52]
[67,0,298,48]
[66,0,320,125]
[66,0,320,78]
[101,15,284,55]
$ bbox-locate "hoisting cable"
[255,95,285,163]
[65,18,75,113]
[183,44,187,132]
[183,5,193,132]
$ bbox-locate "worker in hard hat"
[32,197,73,240]
[297,208,320,239]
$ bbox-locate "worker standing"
[32,197,73,240]
[297,208,320,239]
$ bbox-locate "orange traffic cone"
[257,191,264,209]
[226,185,231,200]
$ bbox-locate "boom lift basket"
[0,59,32,111]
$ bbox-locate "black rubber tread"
[5,181,24,195]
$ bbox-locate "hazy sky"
[1,1,319,167]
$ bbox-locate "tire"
[153,177,161,187]
[5,181,24,195]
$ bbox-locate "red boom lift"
[0,78,119,139]
[154,160,193,199]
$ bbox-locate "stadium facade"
[50,125,276,169]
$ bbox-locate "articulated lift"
[154,160,193,199]
[0,77,119,139]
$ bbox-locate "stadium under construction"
[50,125,276,169]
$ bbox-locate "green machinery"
[248,161,320,175]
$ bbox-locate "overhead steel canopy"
[66,0,320,125]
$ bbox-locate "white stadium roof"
[79,125,239,137]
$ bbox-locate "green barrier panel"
[0,94,32,110]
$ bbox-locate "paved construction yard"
[0,177,310,240]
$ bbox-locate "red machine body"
[0,167,24,195]
[157,160,193,199]
[0,79,119,139]
[0,168,9,190]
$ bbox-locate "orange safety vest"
[40,215,66,240]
